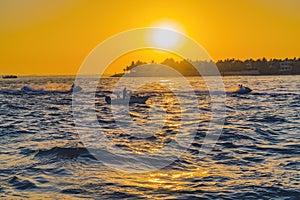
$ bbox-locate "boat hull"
[105,96,149,104]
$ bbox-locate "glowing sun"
[152,27,180,48]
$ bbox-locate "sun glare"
[152,28,180,48]
[149,20,185,49]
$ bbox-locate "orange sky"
[0,0,300,75]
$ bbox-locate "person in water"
[128,90,132,98]
[116,92,121,99]
[121,87,132,99]
[122,87,127,99]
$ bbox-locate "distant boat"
[227,85,252,94]
[105,95,150,104]
[236,85,252,94]
[21,84,82,94]
[2,75,18,79]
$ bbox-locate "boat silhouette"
[105,95,149,104]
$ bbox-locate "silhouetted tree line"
[120,57,300,76]
[217,57,300,75]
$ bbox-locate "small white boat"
[105,95,149,104]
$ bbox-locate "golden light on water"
[104,167,211,192]
[101,83,182,154]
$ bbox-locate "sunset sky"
[1,0,300,75]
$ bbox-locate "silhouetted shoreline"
[112,58,300,77]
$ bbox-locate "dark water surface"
[0,76,299,199]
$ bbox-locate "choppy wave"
[0,82,76,94]
[34,147,96,160]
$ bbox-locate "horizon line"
[2,56,300,76]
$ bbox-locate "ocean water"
[0,75,299,199]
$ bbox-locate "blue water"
[0,76,299,199]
